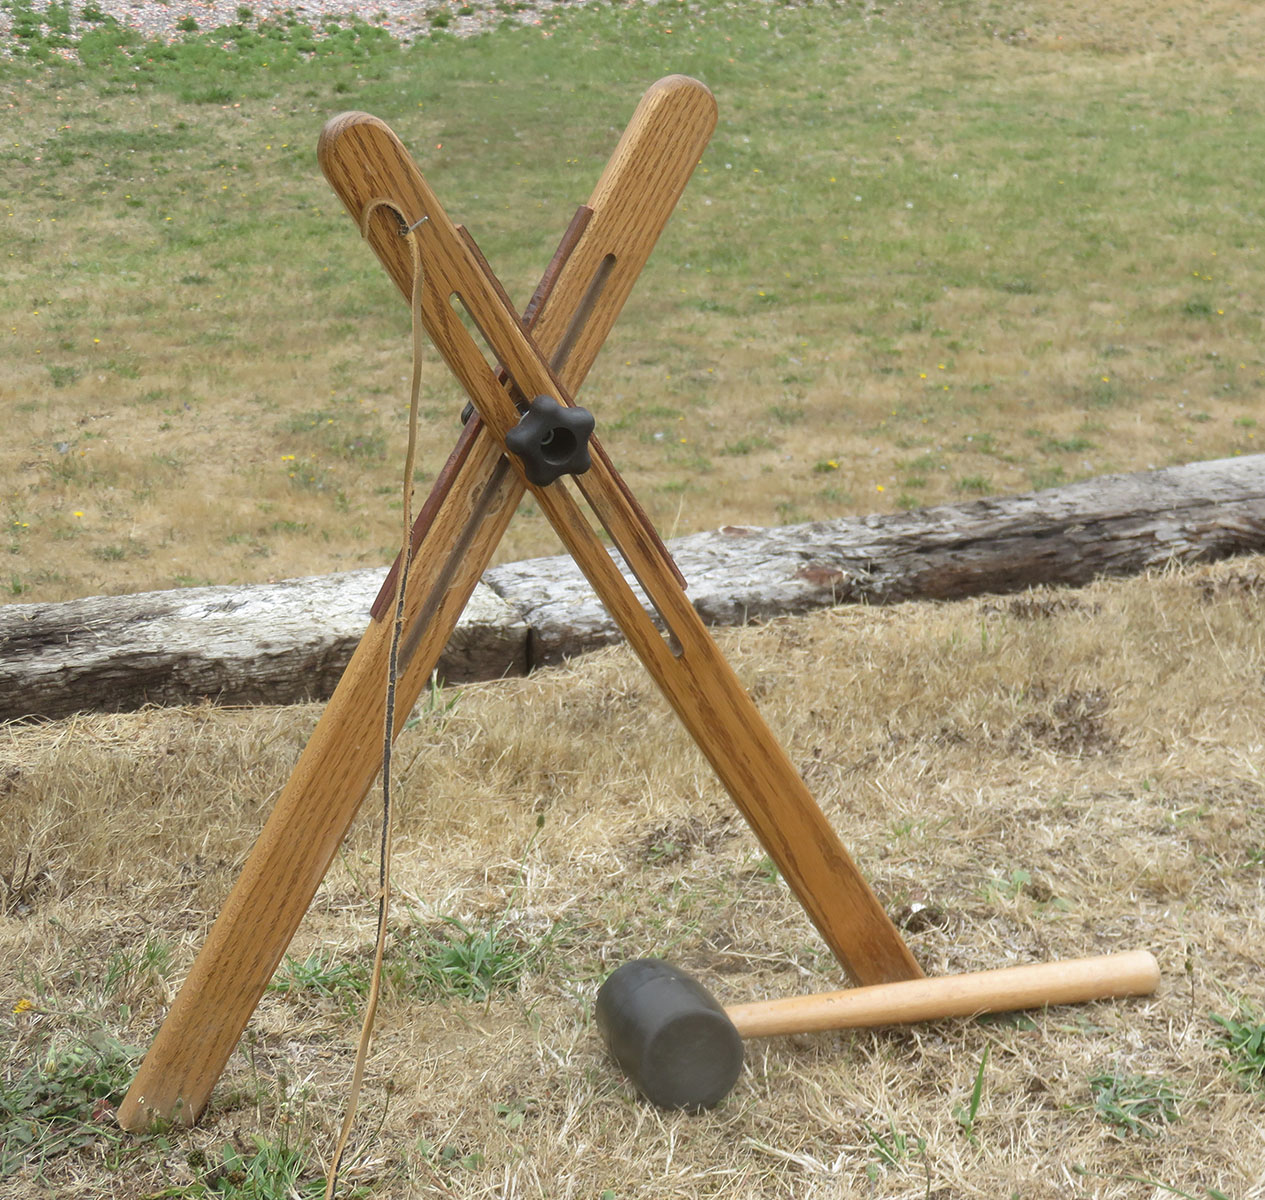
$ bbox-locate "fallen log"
[0,578,528,723]
[2,454,1263,721]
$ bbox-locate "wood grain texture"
[316,108,921,986]
[726,952,1161,1038]
[119,77,719,1131]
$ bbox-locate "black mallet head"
[595,959,744,1110]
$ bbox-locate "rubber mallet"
[595,951,1160,1109]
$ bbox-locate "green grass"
[5,0,1265,600]
[179,1137,331,1198]
[270,912,556,1007]
[954,1044,990,1143]
[396,913,558,1002]
[1210,1004,1265,1089]
[268,951,370,1008]
[0,1032,138,1173]
[1088,1070,1183,1137]
[863,1117,926,1180]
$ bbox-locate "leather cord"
[324,199,426,1200]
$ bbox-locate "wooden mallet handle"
[726,951,1160,1038]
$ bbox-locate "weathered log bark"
[0,577,527,722]
[2,454,1263,721]
[488,453,1265,662]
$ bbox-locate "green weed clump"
[1210,1005,1265,1089]
[0,1032,138,1173]
[396,913,557,1001]
[186,1137,331,1198]
[1088,1070,1183,1137]
[271,921,557,1007]
[863,1117,926,1181]
[270,921,551,1006]
[269,950,370,1009]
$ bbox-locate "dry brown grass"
[6,0,1265,602]
[3,554,1263,1197]
[4,2,1265,1194]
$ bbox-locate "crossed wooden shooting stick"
[119,76,1157,1131]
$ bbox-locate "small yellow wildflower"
[13,997,33,1014]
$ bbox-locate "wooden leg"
[318,119,925,987]
[118,77,718,1131]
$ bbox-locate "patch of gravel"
[0,0,600,56]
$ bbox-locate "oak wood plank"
[337,120,922,985]
[119,76,718,1131]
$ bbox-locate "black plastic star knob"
[503,394,595,487]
